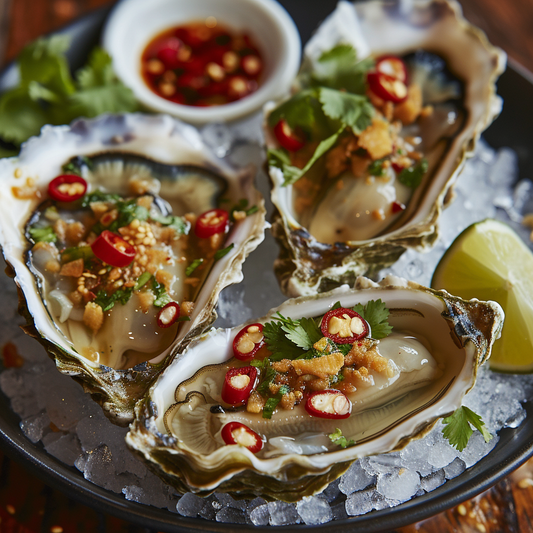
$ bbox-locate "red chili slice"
[233,323,265,361]
[305,390,352,419]
[391,201,406,214]
[367,72,408,103]
[273,119,305,152]
[48,175,87,202]
[221,421,263,453]
[392,161,409,173]
[194,208,229,239]
[376,55,408,83]
[320,307,369,344]
[221,366,258,405]
[157,302,180,328]
[156,37,182,69]
[90,230,136,268]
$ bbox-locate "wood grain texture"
[3,0,533,72]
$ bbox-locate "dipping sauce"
[141,19,264,107]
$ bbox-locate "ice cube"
[216,507,246,524]
[44,433,82,466]
[444,457,467,479]
[339,461,376,495]
[297,496,333,525]
[20,411,50,443]
[376,468,420,502]
[267,501,300,525]
[420,469,446,492]
[249,504,270,526]
[176,493,205,517]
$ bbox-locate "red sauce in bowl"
[141,19,264,107]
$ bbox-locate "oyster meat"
[267,0,506,296]
[127,276,504,501]
[0,114,266,423]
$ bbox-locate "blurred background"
[1,0,533,72]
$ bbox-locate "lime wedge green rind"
[432,218,533,373]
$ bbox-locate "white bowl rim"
[102,0,302,123]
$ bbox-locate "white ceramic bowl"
[102,0,301,123]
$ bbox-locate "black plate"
[1,2,533,532]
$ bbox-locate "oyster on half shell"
[0,114,266,424]
[127,276,503,501]
[267,0,506,296]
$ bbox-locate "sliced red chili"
[391,201,406,214]
[194,208,229,239]
[90,230,136,268]
[392,161,409,173]
[320,307,369,344]
[221,421,263,453]
[233,323,265,361]
[157,302,180,328]
[305,390,352,419]
[376,55,408,83]
[367,72,408,103]
[273,119,305,152]
[48,174,87,202]
[221,366,258,405]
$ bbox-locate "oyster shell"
[267,0,506,296]
[127,276,504,501]
[0,113,266,424]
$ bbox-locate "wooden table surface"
[1,0,533,532]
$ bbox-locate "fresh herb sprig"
[352,299,392,340]
[0,37,138,152]
[329,428,355,449]
[442,406,492,451]
[263,299,392,362]
[267,45,375,186]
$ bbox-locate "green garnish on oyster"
[126,277,504,500]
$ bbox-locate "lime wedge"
[431,218,533,373]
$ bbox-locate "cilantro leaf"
[28,225,57,243]
[108,199,149,232]
[329,428,355,449]
[214,243,234,261]
[0,38,139,148]
[0,86,49,144]
[69,47,138,117]
[442,406,492,452]
[312,45,374,94]
[267,89,318,132]
[256,359,276,393]
[18,35,75,97]
[398,158,428,188]
[81,190,121,207]
[368,159,386,176]
[149,213,190,234]
[94,287,134,312]
[69,82,138,118]
[62,156,93,176]
[352,299,392,340]
[279,127,344,186]
[319,88,374,134]
[76,47,116,89]
[263,320,307,361]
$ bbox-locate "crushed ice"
[1,138,533,526]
